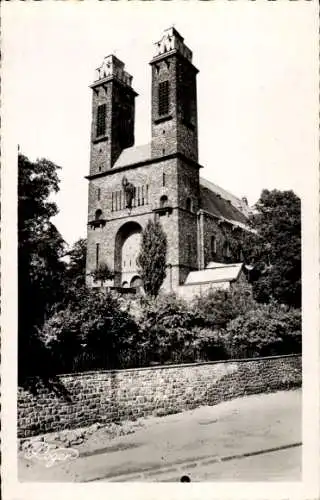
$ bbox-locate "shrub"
[221,304,301,359]
[137,294,206,364]
[189,327,228,361]
[38,285,301,374]
[40,286,140,372]
[140,293,205,331]
[192,282,257,330]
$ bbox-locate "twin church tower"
[86,27,249,293]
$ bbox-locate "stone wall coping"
[39,354,301,380]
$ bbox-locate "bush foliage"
[221,304,301,359]
[36,284,301,375]
[136,294,206,365]
[40,287,140,373]
[192,282,257,329]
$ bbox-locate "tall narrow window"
[133,187,136,208]
[182,85,192,124]
[187,236,192,261]
[158,80,169,116]
[141,186,144,206]
[226,242,231,258]
[137,187,141,206]
[146,185,149,204]
[119,191,122,210]
[163,172,166,187]
[111,192,114,212]
[96,243,100,269]
[97,188,101,201]
[211,235,217,258]
[96,104,106,137]
[115,191,118,211]
[223,240,231,258]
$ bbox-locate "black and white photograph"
[1,1,319,499]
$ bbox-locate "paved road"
[110,445,301,482]
[19,389,301,482]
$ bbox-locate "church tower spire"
[150,27,199,162]
[89,55,138,176]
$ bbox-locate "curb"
[84,441,302,482]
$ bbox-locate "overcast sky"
[3,1,317,246]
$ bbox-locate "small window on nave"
[223,240,231,258]
[211,235,217,257]
[95,209,102,220]
[160,195,168,208]
[186,197,192,212]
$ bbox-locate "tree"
[91,262,114,288]
[65,238,87,287]
[242,190,301,308]
[137,219,167,297]
[18,153,66,378]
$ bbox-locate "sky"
[2,1,318,246]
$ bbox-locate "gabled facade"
[86,28,251,294]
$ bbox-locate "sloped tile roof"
[184,263,243,285]
[199,178,249,224]
[200,177,251,216]
[113,143,151,169]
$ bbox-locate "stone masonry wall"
[18,355,301,438]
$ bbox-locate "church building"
[86,27,251,296]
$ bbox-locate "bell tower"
[150,27,199,162]
[89,55,138,176]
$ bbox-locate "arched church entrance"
[114,221,142,289]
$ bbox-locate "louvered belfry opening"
[158,80,169,116]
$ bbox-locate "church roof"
[199,177,252,219]
[113,143,251,225]
[199,178,250,224]
[184,263,243,286]
[113,143,151,169]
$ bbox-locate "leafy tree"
[137,219,167,297]
[91,262,114,287]
[241,190,301,308]
[18,153,66,378]
[65,238,87,287]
